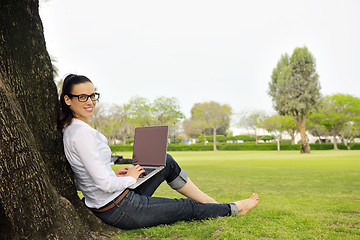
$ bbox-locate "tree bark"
[294,116,311,153]
[213,127,217,151]
[333,133,339,150]
[291,134,295,145]
[0,0,117,239]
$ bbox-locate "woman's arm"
[72,127,136,192]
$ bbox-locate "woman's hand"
[115,165,145,179]
[115,166,130,177]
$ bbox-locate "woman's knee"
[165,154,188,190]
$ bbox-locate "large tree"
[268,46,321,153]
[190,101,232,151]
[0,1,117,239]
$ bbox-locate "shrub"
[280,139,292,144]
[169,138,182,144]
[110,145,133,152]
[109,142,359,152]
[349,143,360,150]
[126,138,134,144]
[198,135,227,143]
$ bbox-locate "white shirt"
[63,118,136,208]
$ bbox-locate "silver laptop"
[127,126,168,189]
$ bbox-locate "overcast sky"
[39,0,360,122]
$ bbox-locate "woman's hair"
[58,74,92,130]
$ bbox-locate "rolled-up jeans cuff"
[229,203,239,216]
[168,169,188,190]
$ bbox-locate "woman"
[58,74,259,230]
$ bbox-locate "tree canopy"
[308,94,360,149]
[189,101,232,151]
[268,46,321,153]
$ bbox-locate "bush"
[110,145,133,152]
[280,139,292,144]
[198,135,227,143]
[109,142,360,152]
[167,143,214,151]
[309,143,348,150]
[169,138,182,144]
[233,135,256,142]
[259,135,276,141]
[349,143,360,150]
[126,138,134,144]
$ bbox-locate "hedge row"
[198,135,275,143]
[110,142,360,152]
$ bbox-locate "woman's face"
[64,82,97,123]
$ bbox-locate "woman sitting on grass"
[58,74,259,230]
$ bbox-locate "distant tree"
[50,55,63,95]
[113,103,135,145]
[127,96,153,127]
[152,96,185,126]
[268,46,321,153]
[311,94,360,149]
[307,113,329,144]
[239,110,267,144]
[126,96,184,134]
[190,101,232,151]
[279,115,299,144]
[182,118,209,144]
[262,114,283,151]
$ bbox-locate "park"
[1,0,360,239]
[109,150,360,239]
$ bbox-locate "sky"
[39,0,360,123]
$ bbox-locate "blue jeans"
[91,154,237,229]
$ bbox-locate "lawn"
[111,150,360,239]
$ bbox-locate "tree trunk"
[294,116,311,153]
[213,128,217,151]
[0,1,117,239]
[333,133,339,150]
[339,134,348,146]
[291,134,295,145]
[277,135,281,151]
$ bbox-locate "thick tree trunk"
[0,0,117,239]
[213,128,217,151]
[294,116,311,153]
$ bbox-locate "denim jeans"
[91,154,237,229]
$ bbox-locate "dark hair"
[58,74,93,130]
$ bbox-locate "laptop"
[127,126,168,189]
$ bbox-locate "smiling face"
[64,82,96,124]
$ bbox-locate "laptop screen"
[132,126,168,166]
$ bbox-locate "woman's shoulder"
[63,119,96,138]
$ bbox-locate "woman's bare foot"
[235,193,259,215]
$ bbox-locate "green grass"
[109,151,360,239]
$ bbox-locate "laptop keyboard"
[139,167,156,178]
